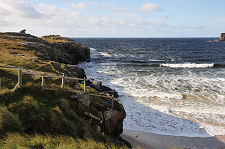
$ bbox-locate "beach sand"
[121,129,225,149]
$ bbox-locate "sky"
[0,0,224,37]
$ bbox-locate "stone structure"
[220,33,225,41]
[19,29,26,34]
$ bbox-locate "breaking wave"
[76,38,225,137]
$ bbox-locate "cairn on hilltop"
[19,29,26,34]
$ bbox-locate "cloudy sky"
[0,0,224,37]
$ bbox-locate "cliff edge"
[0,32,127,148]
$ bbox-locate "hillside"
[0,32,128,148]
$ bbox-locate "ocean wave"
[77,38,225,137]
[90,48,97,50]
[161,63,214,68]
[103,61,225,68]
[98,52,111,57]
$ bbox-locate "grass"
[0,33,125,148]
[0,78,112,145]
[0,86,125,148]
[0,34,62,73]
[41,35,72,44]
[0,106,22,134]
[0,133,128,149]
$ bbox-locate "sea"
[74,38,225,137]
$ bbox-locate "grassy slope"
[0,133,125,149]
[0,34,127,148]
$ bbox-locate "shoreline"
[121,129,225,149]
[123,128,214,138]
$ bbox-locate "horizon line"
[69,36,219,39]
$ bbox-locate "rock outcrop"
[49,61,86,78]
[89,80,118,98]
[212,33,225,42]
[102,105,126,137]
[220,33,225,41]
[0,32,90,65]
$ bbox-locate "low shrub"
[0,106,22,135]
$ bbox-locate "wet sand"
[121,129,225,149]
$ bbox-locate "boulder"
[101,103,126,137]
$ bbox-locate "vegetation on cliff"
[0,32,127,148]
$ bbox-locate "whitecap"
[98,52,111,57]
[161,63,214,68]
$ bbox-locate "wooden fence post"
[83,77,86,92]
[41,74,45,91]
[61,73,65,89]
[18,69,22,87]
[111,95,114,110]
[13,69,22,91]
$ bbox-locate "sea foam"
[78,44,225,137]
[161,63,214,68]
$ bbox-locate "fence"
[12,69,87,92]
[0,67,118,110]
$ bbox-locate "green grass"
[0,35,60,74]
[0,86,113,146]
[0,86,126,148]
[0,133,127,149]
[0,33,125,148]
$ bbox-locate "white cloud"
[0,0,204,37]
[0,0,43,19]
[72,2,86,9]
[138,3,163,12]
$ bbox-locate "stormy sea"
[75,38,225,137]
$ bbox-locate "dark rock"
[115,136,132,149]
[50,61,86,78]
[60,42,90,64]
[101,102,126,137]
[212,33,225,42]
[76,92,90,106]
[90,81,102,90]
[211,39,225,42]
[101,85,118,98]
[19,29,26,34]
[65,65,86,78]
[89,81,118,98]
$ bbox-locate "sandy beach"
[121,129,225,149]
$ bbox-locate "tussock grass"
[0,86,106,141]
[0,106,22,135]
[0,133,128,149]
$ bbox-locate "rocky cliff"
[0,32,90,65]
[0,32,127,145]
